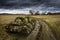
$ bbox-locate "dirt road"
[36,21,56,40]
[15,21,40,40]
[3,20,57,40]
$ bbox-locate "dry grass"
[31,15,60,40]
[0,15,60,40]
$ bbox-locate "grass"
[0,15,60,40]
[32,15,60,40]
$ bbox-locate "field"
[0,15,60,40]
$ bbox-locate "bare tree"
[29,10,34,15]
[35,11,40,15]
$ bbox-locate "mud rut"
[36,21,56,40]
[5,20,57,40]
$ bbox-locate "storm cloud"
[0,0,60,8]
[0,0,60,14]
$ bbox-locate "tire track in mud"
[36,21,57,40]
[5,20,57,40]
[17,21,41,40]
[26,21,41,40]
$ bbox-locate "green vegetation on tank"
[5,16,37,35]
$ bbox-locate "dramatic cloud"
[0,0,60,14]
[0,0,60,8]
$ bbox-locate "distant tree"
[47,12,52,15]
[47,12,60,15]
[35,11,40,15]
[42,13,46,15]
[29,10,34,15]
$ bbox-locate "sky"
[0,0,60,14]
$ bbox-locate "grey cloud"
[0,0,60,8]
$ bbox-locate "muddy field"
[0,15,60,40]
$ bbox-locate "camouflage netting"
[5,17,37,35]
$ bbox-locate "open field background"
[0,15,60,40]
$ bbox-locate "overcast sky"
[0,0,60,14]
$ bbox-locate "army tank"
[5,17,39,35]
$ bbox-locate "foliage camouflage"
[5,17,38,35]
